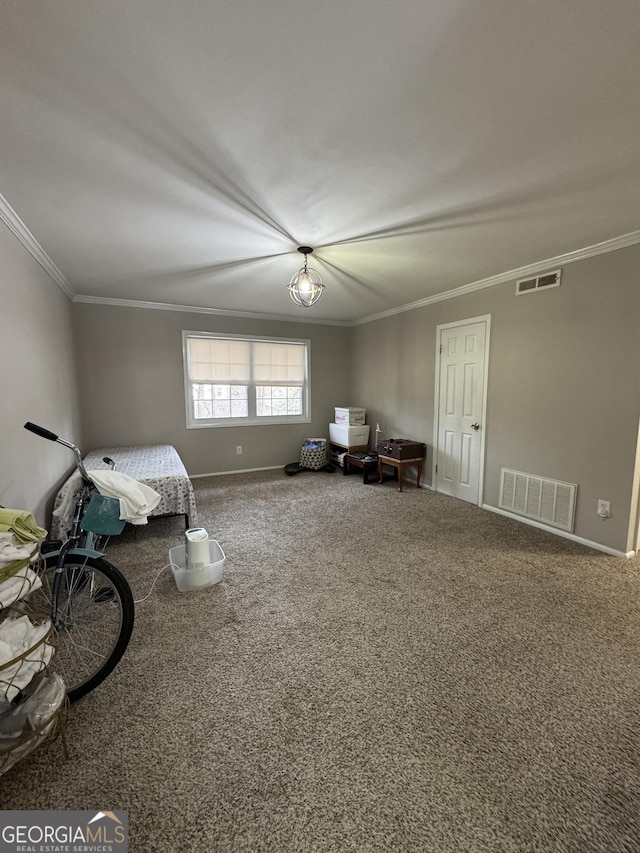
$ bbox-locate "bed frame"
[50,444,197,539]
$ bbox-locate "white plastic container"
[334,407,366,425]
[169,540,225,592]
[329,422,370,446]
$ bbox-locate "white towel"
[0,566,42,609]
[0,616,53,702]
[52,471,82,520]
[53,470,161,526]
[0,533,38,565]
[90,470,161,525]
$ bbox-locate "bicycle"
[23,422,135,702]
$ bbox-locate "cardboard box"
[329,422,370,446]
[334,407,366,425]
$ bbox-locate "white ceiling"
[1,0,639,323]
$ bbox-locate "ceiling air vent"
[516,269,561,295]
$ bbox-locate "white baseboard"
[482,504,632,558]
[190,465,283,479]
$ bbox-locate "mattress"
[50,444,198,539]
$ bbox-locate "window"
[183,332,310,428]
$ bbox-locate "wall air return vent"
[499,468,577,532]
[516,269,561,295]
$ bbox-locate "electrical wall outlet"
[236,445,243,455]
[597,499,610,518]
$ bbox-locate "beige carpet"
[1,469,639,852]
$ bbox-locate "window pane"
[256,386,303,417]
[185,334,309,427]
[231,399,248,417]
[192,384,248,419]
[194,400,213,419]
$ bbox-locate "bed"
[50,444,198,539]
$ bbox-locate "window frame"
[182,331,311,429]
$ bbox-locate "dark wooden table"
[343,453,381,484]
[377,455,424,492]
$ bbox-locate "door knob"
[471,423,480,431]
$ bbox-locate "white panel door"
[436,319,488,504]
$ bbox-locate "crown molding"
[72,225,640,327]
[4,180,638,326]
[352,229,640,326]
[0,193,75,299]
[72,295,351,327]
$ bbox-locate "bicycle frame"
[43,487,106,625]
[23,422,110,626]
[24,420,135,701]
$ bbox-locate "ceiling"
[1,0,639,323]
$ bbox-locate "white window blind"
[188,338,251,382]
[183,332,310,428]
[252,342,305,384]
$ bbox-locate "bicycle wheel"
[31,554,134,702]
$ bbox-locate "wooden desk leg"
[398,462,404,492]
[416,460,422,488]
[378,458,383,483]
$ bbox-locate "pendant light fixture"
[288,246,324,307]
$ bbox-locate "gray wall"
[72,303,350,476]
[0,223,82,526]
[5,223,637,554]
[350,245,640,553]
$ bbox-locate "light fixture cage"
[288,246,325,307]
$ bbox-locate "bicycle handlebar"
[24,421,93,483]
[24,422,58,442]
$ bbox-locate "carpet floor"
[1,469,639,852]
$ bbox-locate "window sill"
[186,415,311,429]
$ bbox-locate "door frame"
[628,415,640,555]
[432,314,492,505]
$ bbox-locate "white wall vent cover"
[516,269,561,295]
[499,468,577,532]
